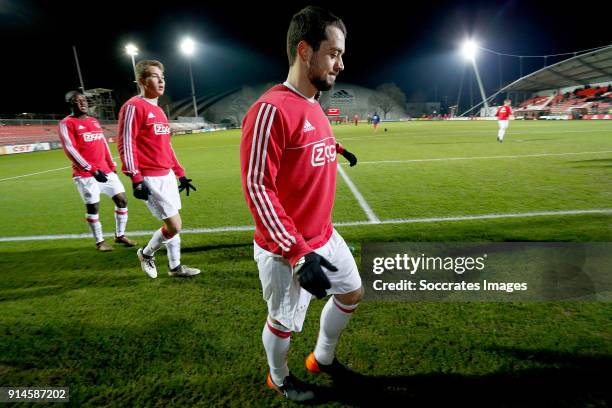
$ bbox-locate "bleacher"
[547,87,611,114]
[0,119,224,148]
[549,98,586,114]
[0,121,118,146]
[517,95,550,109]
[514,95,553,115]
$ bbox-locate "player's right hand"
[294,252,338,299]
[132,181,151,200]
[93,169,108,183]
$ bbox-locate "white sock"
[165,233,181,269]
[262,318,291,385]
[114,207,128,237]
[86,213,104,244]
[314,296,358,365]
[143,228,165,256]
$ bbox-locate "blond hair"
[135,60,164,81]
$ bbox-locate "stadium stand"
[0,121,118,146]
[0,119,225,149]
[500,45,612,118]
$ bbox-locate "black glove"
[92,169,108,182]
[132,181,151,200]
[178,177,197,196]
[294,252,338,299]
[341,150,358,167]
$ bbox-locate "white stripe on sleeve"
[59,122,91,171]
[246,103,291,252]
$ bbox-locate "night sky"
[1,0,609,115]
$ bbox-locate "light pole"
[180,37,199,118]
[125,44,139,94]
[462,40,489,113]
[72,46,86,94]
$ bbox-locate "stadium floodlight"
[125,43,138,57]
[180,37,195,57]
[125,44,139,93]
[461,39,489,112]
[180,37,199,118]
[461,40,478,61]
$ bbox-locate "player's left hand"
[341,150,358,167]
[93,169,108,183]
[178,176,197,196]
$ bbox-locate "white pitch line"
[0,166,71,182]
[337,165,380,223]
[365,208,612,225]
[0,155,122,183]
[2,209,610,243]
[339,128,612,142]
[0,225,256,242]
[358,150,612,165]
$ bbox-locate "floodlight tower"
[462,40,489,113]
[180,37,199,118]
[125,44,139,93]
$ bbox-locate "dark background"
[1,0,609,115]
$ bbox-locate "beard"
[308,57,336,92]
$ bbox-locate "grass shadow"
[316,348,611,407]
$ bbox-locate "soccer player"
[372,112,381,132]
[117,60,200,279]
[240,6,362,402]
[495,99,513,142]
[58,91,136,251]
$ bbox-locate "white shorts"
[254,229,362,332]
[74,172,125,205]
[498,120,509,130]
[144,170,182,220]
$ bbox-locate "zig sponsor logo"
[82,132,105,142]
[153,124,171,135]
[311,141,336,167]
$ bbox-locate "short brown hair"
[135,60,164,81]
[286,6,346,65]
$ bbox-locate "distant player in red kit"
[240,6,361,402]
[117,60,199,279]
[353,113,359,126]
[495,99,513,142]
[59,91,136,251]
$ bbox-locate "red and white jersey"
[240,83,346,265]
[496,105,513,120]
[117,96,185,184]
[58,116,115,178]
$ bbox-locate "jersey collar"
[283,81,316,104]
[140,95,159,106]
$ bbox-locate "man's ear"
[297,40,313,64]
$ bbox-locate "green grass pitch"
[0,120,611,406]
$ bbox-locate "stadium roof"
[503,45,612,92]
